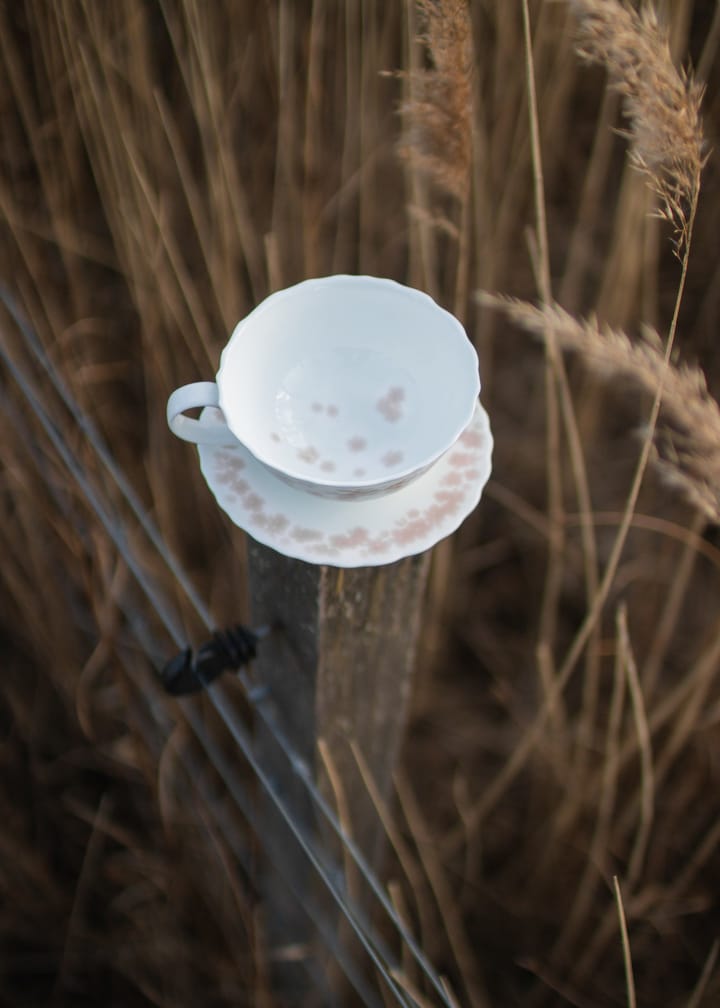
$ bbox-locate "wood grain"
[246,538,430,997]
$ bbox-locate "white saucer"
[197,401,492,567]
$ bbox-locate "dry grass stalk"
[482,294,720,521]
[568,0,704,252]
[393,765,490,1008]
[397,0,473,202]
[687,940,720,1008]
[394,0,476,729]
[612,875,637,1008]
[4,2,720,1005]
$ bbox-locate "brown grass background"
[2,0,720,1005]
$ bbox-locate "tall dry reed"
[2,1,720,1007]
[568,0,705,253]
[397,0,473,204]
[481,296,720,521]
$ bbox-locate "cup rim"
[216,275,480,491]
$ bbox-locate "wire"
[0,296,457,1007]
[114,642,381,1008]
[0,368,390,1007]
[1,287,451,1005]
[0,285,214,628]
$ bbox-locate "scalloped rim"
[216,275,480,492]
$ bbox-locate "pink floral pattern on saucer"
[197,402,492,567]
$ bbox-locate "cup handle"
[167,382,240,446]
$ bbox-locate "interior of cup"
[217,276,479,487]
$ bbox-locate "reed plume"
[482,294,720,521]
[568,0,704,253]
[397,0,473,202]
[4,2,720,1005]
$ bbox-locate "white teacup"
[167,275,480,501]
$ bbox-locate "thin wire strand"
[114,647,381,1008]
[0,291,456,1008]
[0,367,389,1008]
[70,592,364,1007]
[0,334,186,646]
[235,664,454,1007]
[0,285,214,627]
[0,318,429,1008]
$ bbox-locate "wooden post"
[247,539,431,999]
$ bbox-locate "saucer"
[197,401,492,567]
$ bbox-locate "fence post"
[247,539,431,997]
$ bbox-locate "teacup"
[167,275,480,501]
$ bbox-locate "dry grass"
[396,0,473,204]
[2,1,720,1006]
[568,0,705,253]
[481,295,720,521]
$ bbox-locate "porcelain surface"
[217,275,480,496]
[197,400,492,567]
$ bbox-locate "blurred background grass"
[1,1,720,1005]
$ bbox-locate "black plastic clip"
[159,624,259,696]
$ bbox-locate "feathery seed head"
[481,294,720,520]
[567,0,704,253]
[397,0,473,202]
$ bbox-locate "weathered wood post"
[248,540,431,996]
[166,274,489,999]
